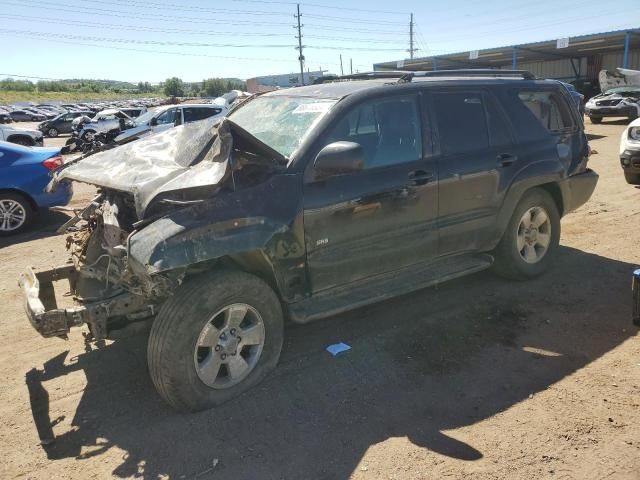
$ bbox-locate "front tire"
[148,270,284,412]
[493,189,560,280]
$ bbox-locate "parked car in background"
[78,109,134,140]
[619,117,640,184]
[38,111,95,137]
[21,70,598,411]
[24,107,56,120]
[585,86,640,124]
[120,107,147,118]
[114,103,227,144]
[10,110,47,122]
[0,113,13,124]
[0,141,72,235]
[0,124,44,146]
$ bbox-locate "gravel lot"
[0,119,638,480]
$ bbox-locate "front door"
[303,94,439,293]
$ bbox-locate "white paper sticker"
[469,50,479,60]
[292,103,332,114]
[557,38,569,49]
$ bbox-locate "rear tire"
[624,172,640,185]
[0,193,33,236]
[493,188,560,280]
[589,116,602,124]
[148,270,284,412]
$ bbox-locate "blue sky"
[0,0,637,83]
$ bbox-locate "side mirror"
[150,117,158,126]
[314,141,364,178]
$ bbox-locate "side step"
[288,253,493,324]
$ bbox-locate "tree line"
[0,77,247,98]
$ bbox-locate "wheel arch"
[6,134,35,146]
[0,188,37,210]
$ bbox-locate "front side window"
[229,96,336,159]
[156,108,177,125]
[324,95,422,169]
[433,92,489,155]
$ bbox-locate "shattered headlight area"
[19,191,179,342]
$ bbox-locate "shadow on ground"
[0,210,71,249]
[25,246,637,479]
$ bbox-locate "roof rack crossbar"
[405,69,536,80]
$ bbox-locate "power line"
[0,31,296,63]
[227,0,407,15]
[11,0,292,26]
[0,28,295,48]
[0,14,408,45]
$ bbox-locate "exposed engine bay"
[20,117,286,341]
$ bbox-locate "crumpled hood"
[599,68,640,92]
[50,116,232,218]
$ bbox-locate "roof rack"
[312,69,536,85]
[401,69,536,81]
[313,71,409,84]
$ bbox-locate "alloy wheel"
[193,303,266,389]
[0,199,27,232]
[517,206,551,264]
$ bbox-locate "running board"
[288,253,494,323]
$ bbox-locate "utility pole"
[340,54,344,75]
[408,13,416,60]
[350,58,353,74]
[294,4,305,86]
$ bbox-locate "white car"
[0,124,44,146]
[114,103,228,144]
[77,109,135,140]
[620,117,640,184]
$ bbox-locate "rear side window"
[433,92,489,154]
[183,107,222,123]
[485,96,512,147]
[517,91,573,132]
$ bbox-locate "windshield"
[229,96,336,158]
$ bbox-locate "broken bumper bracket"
[19,265,151,339]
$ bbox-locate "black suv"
[38,111,94,137]
[20,70,598,412]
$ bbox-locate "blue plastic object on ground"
[326,342,351,356]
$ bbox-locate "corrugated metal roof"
[374,28,640,73]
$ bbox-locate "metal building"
[246,70,325,93]
[373,29,639,89]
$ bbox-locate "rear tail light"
[42,156,63,171]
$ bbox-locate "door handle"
[497,153,517,167]
[408,169,434,185]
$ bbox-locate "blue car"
[0,141,73,235]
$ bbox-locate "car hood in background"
[49,117,232,218]
[599,68,640,92]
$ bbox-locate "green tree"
[163,77,184,97]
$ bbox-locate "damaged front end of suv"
[19,114,289,342]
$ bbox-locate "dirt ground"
[1,120,638,480]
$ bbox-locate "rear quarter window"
[498,88,575,142]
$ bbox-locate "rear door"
[303,93,439,292]
[431,89,516,255]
